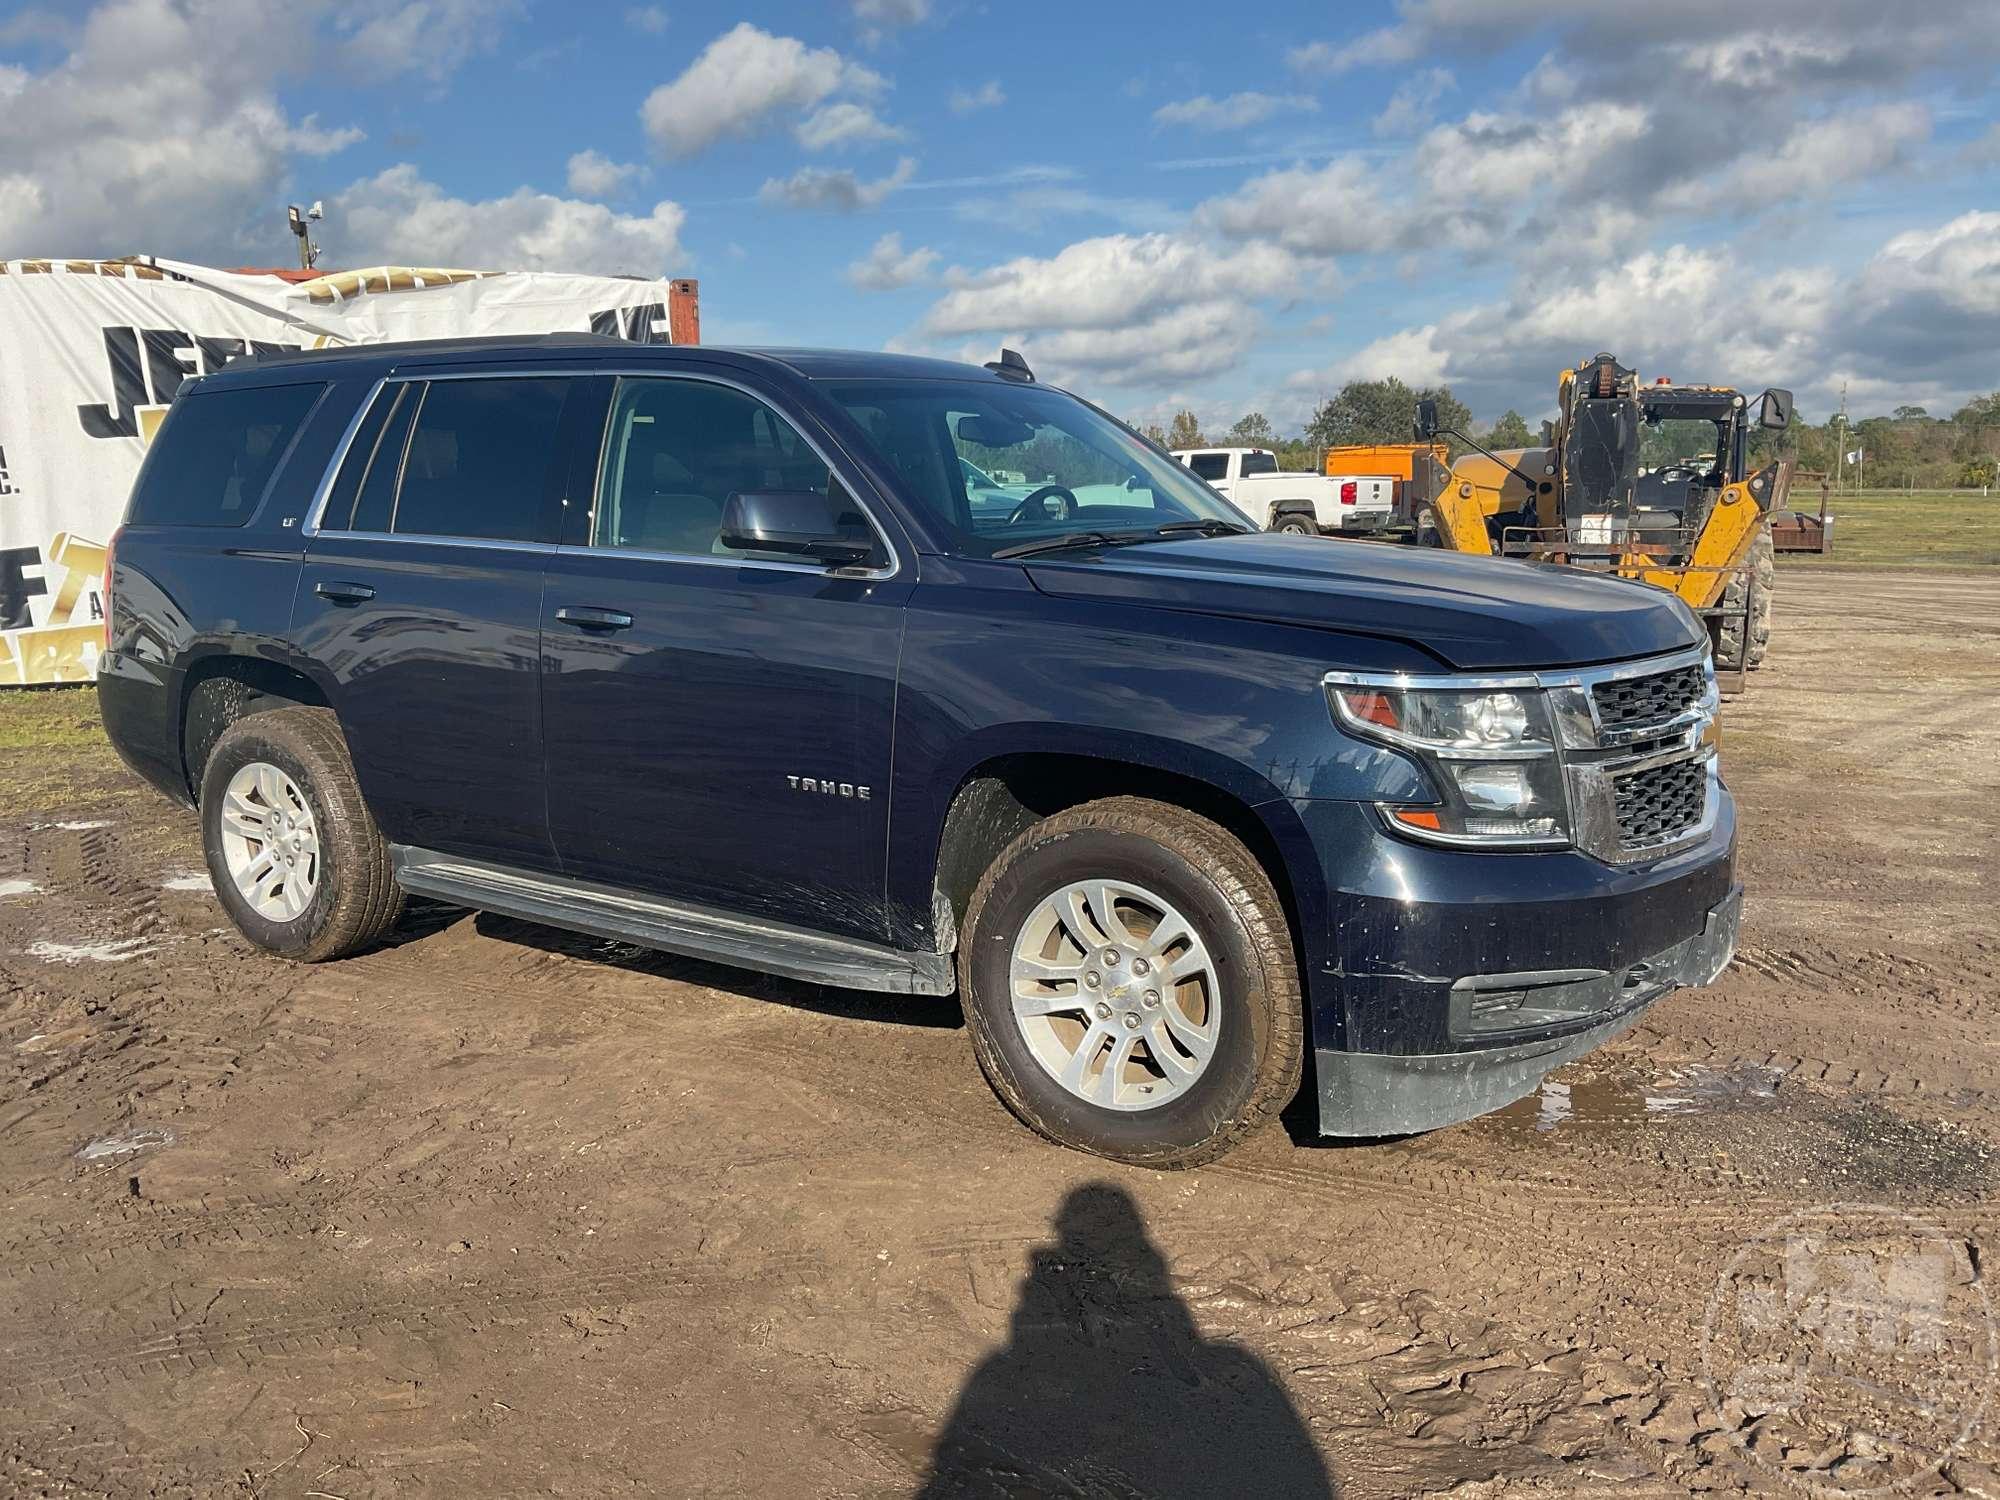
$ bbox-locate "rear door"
[538,370,913,940]
[294,370,593,870]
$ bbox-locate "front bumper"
[1316,885,1739,1135]
[1283,792,1738,1137]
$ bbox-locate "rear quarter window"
[1239,451,1278,477]
[126,382,326,527]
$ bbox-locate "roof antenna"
[984,347,1034,382]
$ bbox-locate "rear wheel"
[1712,530,1774,671]
[200,708,403,961]
[1272,513,1317,536]
[957,797,1303,1168]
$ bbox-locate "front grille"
[1593,664,1705,733]
[1613,756,1708,847]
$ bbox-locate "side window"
[388,378,571,543]
[128,382,326,527]
[1188,452,1229,482]
[593,378,838,557]
[1239,450,1277,477]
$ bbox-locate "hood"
[1023,534,1703,671]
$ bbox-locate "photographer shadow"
[919,1182,1335,1499]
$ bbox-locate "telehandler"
[1386,354,1793,672]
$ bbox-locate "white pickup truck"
[1172,446,1394,535]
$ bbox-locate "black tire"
[1712,531,1774,671]
[957,797,1304,1168]
[1273,514,1317,536]
[199,707,403,962]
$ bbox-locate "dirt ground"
[2,565,1996,1498]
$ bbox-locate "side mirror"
[1758,388,1794,430]
[719,490,879,567]
[1413,399,1439,441]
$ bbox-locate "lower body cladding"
[1286,796,1739,1137]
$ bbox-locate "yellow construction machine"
[1380,354,1794,673]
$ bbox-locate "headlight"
[1326,678,1571,847]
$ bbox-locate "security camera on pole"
[286,201,324,271]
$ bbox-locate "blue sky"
[3,0,1996,430]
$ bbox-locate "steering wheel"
[1006,485,1080,525]
[1658,464,1698,482]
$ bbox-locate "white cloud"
[852,0,928,26]
[1198,157,1402,257]
[759,156,915,212]
[846,232,938,290]
[949,79,1005,114]
[796,100,904,151]
[565,149,641,199]
[0,0,364,260]
[625,4,667,33]
[640,23,883,158]
[336,164,686,276]
[1419,103,1649,205]
[924,233,1303,338]
[1152,92,1318,131]
[1684,103,1929,206]
[1373,67,1454,136]
[332,0,524,83]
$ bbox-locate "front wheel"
[957,797,1304,1168]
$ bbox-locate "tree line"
[1141,377,2000,489]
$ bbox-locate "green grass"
[0,685,120,810]
[0,685,107,751]
[1783,489,2000,567]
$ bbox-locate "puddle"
[1493,1062,1785,1137]
[0,878,40,898]
[28,937,161,964]
[162,871,214,892]
[76,1127,175,1161]
[31,819,112,831]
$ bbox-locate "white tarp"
[0,257,691,685]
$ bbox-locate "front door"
[294,371,589,870]
[539,372,912,942]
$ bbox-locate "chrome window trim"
[302,366,902,582]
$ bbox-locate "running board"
[389,846,956,996]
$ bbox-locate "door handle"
[555,606,635,631]
[314,580,376,604]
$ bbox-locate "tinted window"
[594,378,836,557]
[127,382,324,526]
[1239,450,1278,477]
[390,378,570,542]
[1187,452,1229,482]
[346,384,419,534]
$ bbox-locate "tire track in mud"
[0,1246,837,1402]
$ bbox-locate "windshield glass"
[825,379,1252,557]
[1638,417,1726,476]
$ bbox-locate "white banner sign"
[0,257,695,685]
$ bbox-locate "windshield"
[825,379,1252,557]
[1639,417,1726,477]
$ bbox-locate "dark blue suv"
[98,336,1740,1166]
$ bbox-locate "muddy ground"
[1,565,1996,1498]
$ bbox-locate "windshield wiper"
[991,531,1131,559]
[992,519,1253,560]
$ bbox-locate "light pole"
[286,201,323,271]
